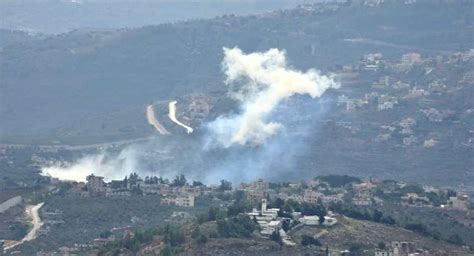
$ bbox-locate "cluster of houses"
[33,174,472,255]
[374,241,428,256]
[247,198,338,246]
[66,174,210,207]
[332,47,474,149]
[239,178,346,206]
[353,178,472,211]
[63,174,471,213]
[36,226,135,256]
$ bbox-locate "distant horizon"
[0,0,333,34]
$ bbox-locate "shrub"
[301,235,322,246]
[216,215,258,238]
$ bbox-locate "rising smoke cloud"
[42,147,140,182]
[207,47,338,147]
[41,47,338,184]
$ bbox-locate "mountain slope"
[1,0,472,144]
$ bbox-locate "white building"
[401,53,422,66]
[392,241,416,256]
[299,215,338,226]
[247,199,282,236]
[161,195,195,207]
[260,220,282,237]
[176,195,195,207]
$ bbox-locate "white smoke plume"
[41,47,338,184]
[208,47,338,147]
[42,147,139,182]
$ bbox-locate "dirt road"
[4,202,44,251]
[146,104,170,135]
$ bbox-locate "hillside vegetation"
[1,0,472,144]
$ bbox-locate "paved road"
[168,101,193,134]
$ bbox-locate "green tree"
[373,209,383,223]
[447,234,463,245]
[218,179,232,191]
[191,227,208,244]
[301,235,322,246]
[377,241,386,250]
[270,231,283,248]
[281,219,291,232]
[216,215,258,238]
[163,225,185,247]
[172,175,187,187]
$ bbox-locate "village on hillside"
[12,170,468,255]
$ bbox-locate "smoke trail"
[207,47,338,147]
[41,47,338,185]
[41,147,140,182]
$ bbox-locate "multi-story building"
[176,195,195,207]
[86,174,106,196]
[303,189,323,203]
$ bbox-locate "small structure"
[69,182,88,197]
[161,195,195,207]
[323,216,338,226]
[401,53,422,66]
[105,188,131,197]
[299,215,320,226]
[392,241,416,256]
[42,209,65,225]
[260,220,282,237]
[166,211,195,225]
[93,237,115,247]
[374,249,390,256]
[299,215,338,226]
[353,194,373,206]
[448,193,470,211]
[401,193,430,206]
[247,199,281,236]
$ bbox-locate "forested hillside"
[1,0,472,144]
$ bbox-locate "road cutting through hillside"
[168,101,193,134]
[4,202,44,251]
[146,104,170,135]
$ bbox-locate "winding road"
[168,101,193,134]
[4,202,44,251]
